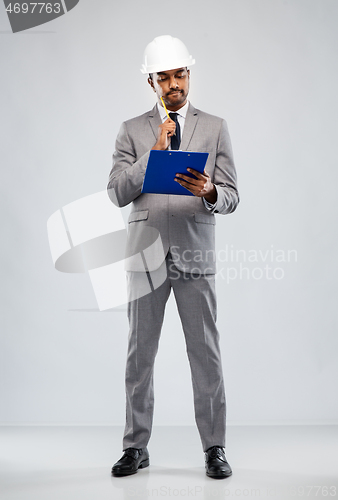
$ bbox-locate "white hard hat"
[140,35,195,74]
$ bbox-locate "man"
[108,35,239,479]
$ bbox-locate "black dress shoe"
[111,447,149,476]
[205,446,232,479]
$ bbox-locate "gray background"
[1,0,337,426]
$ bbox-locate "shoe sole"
[112,458,150,477]
[206,470,232,479]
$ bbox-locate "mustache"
[166,90,183,96]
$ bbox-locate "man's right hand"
[152,117,176,150]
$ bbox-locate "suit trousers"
[122,251,227,453]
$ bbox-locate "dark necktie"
[169,112,181,150]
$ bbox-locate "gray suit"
[108,103,238,273]
[108,102,239,452]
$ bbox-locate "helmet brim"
[140,57,195,75]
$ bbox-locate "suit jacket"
[107,103,239,273]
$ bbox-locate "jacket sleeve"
[207,119,239,215]
[107,121,150,208]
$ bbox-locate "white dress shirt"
[156,100,217,210]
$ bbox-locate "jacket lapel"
[148,105,161,140]
[180,103,198,151]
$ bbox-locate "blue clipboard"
[141,150,209,196]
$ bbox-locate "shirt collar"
[157,100,189,121]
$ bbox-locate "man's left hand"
[175,168,217,204]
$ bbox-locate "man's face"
[148,67,190,111]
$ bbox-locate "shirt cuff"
[203,197,217,210]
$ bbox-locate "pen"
[160,96,170,120]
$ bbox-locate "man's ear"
[148,76,156,92]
